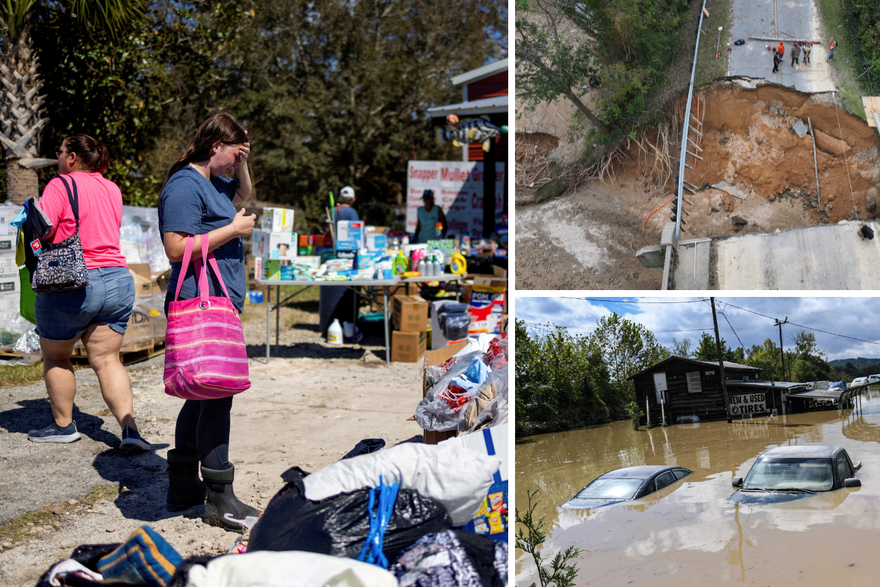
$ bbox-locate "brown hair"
[64,134,109,174]
[164,111,247,187]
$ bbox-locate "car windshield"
[742,458,834,491]
[575,478,644,500]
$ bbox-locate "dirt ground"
[0,305,431,586]
[516,79,880,290]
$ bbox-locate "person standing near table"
[158,111,260,531]
[414,189,447,244]
[333,186,359,224]
[27,135,151,452]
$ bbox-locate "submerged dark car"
[560,465,692,509]
[730,446,862,504]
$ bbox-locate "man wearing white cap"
[335,186,359,223]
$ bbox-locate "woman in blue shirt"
[158,111,260,531]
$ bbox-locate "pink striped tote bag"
[163,236,250,400]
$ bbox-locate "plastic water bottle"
[328,319,343,345]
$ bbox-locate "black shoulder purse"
[32,175,90,293]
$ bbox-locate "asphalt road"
[727,0,836,93]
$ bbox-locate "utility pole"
[711,297,732,423]
[775,317,789,381]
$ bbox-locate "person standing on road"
[159,111,261,531]
[27,135,151,452]
[777,41,785,58]
[829,38,836,60]
[772,50,782,74]
[803,42,812,64]
[791,41,801,66]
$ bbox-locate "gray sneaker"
[28,421,81,443]
[120,426,152,452]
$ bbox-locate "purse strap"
[54,175,80,232]
[174,235,233,306]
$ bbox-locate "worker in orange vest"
[777,41,785,57]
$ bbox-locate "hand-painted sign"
[729,392,766,416]
[406,161,506,238]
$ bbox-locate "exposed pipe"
[808,117,820,208]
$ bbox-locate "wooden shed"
[629,356,763,425]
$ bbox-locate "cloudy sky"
[514,295,880,361]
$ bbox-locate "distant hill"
[829,358,880,368]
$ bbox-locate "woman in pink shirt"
[27,134,150,451]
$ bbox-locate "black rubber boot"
[201,463,261,532]
[166,449,206,511]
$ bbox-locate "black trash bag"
[249,466,450,562]
[341,438,386,460]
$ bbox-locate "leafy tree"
[746,339,782,380]
[515,0,607,132]
[516,0,691,142]
[516,319,612,436]
[588,312,668,392]
[671,337,694,358]
[695,332,744,363]
[172,0,508,227]
[0,0,146,204]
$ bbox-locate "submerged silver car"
[560,465,692,509]
[730,446,861,504]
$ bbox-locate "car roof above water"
[602,465,678,479]
[759,446,841,459]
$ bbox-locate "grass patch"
[0,485,118,548]
[0,360,90,389]
[694,0,732,87]
[816,0,866,118]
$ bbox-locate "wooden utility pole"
[775,317,789,381]
[710,297,732,423]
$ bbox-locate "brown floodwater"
[515,391,880,585]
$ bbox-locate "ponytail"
[64,134,109,174]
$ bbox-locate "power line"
[562,297,708,304]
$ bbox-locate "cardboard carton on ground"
[391,330,427,363]
[421,341,467,444]
[392,295,428,333]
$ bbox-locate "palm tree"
[0,0,144,204]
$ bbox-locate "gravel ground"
[0,304,428,586]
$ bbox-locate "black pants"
[772,60,779,73]
[175,396,234,470]
[791,55,799,66]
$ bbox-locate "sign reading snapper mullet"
[406,161,506,238]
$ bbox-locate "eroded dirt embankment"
[516,79,880,289]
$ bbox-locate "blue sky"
[515,296,880,361]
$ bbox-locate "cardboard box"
[393,295,428,333]
[127,263,163,296]
[253,230,296,260]
[262,207,295,232]
[336,221,365,250]
[391,330,427,363]
[422,342,467,443]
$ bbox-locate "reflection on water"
[516,397,880,585]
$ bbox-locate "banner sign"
[406,161,505,239]
[729,392,766,416]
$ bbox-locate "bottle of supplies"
[328,319,343,345]
[394,250,408,275]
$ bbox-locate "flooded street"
[516,392,880,585]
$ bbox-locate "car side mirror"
[844,478,861,488]
[732,476,743,488]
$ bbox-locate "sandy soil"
[0,308,431,586]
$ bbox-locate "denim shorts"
[35,266,135,341]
